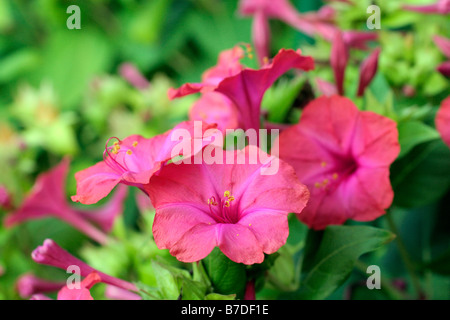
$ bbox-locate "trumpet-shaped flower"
[238,0,377,63]
[277,95,399,230]
[57,272,101,300]
[4,158,125,244]
[169,48,314,133]
[32,239,137,292]
[146,145,309,265]
[71,121,219,205]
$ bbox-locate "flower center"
[207,191,239,224]
[314,155,358,191]
[103,137,138,174]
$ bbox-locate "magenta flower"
[170,48,314,133]
[146,145,310,265]
[403,0,450,14]
[119,62,150,90]
[357,47,381,97]
[189,92,239,132]
[104,285,142,300]
[238,0,377,63]
[321,39,381,97]
[436,96,450,147]
[330,30,349,96]
[433,35,450,77]
[32,239,137,292]
[4,158,124,244]
[57,272,101,300]
[277,95,400,230]
[71,120,219,205]
[0,185,12,210]
[16,273,65,299]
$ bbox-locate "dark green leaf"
[297,225,395,300]
[203,247,247,298]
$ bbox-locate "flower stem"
[385,211,423,299]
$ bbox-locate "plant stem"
[385,211,423,299]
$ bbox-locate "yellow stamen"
[323,179,329,185]
[314,182,322,188]
[224,190,230,198]
[332,173,339,180]
[249,223,252,227]
[248,53,254,59]
[126,150,132,155]
[224,201,230,207]
[321,161,327,167]
[132,141,138,147]
[263,57,269,65]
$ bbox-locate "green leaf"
[392,140,450,208]
[397,121,440,159]
[262,76,306,123]
[297,225,395,300]
[205,293,236,300]
[135,282,163,300]
[151,261,181,299]
[202,248,247,298]
[423,248,450,276]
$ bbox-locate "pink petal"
[352,111,400,168]
[189,92,239,132]
[341,167,394,222]
[252,10,271,65]
[218,224,264,265]
[169,223,218,262]
[437,61,450,77]
[71,161,121,205]
[433,35,450,58]
[215,49,314,131]
[152,205,215,250]
[237,210,289,254]
[316,77,338,96]
[357,47,381,97]
[436,96,450,147]
[330,31,349,95]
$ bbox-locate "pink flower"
[403,0,450,14]
[0,185,12,210]
[238,0,377,62]
[4,158,124,244]
[330,30,349,96]
[119,62,149,90]
[433,35,450,77]
[277,95,400,230]
[357,47,381,97]
[319,41,381,97]
[436,96,450,147]
[71,121,219,205]
[57,272,101,300]
[104,285,142,300]
[16,273,65,298]
[32,239,137,292]
[146,145,309,265]
[170,49,314,133]
[189,92,239,132]
[437,61,450,77]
